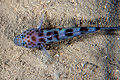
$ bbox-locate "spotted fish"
[14,14,120,57]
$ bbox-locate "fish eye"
[21,35,25,39]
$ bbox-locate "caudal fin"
[100,26,120,30]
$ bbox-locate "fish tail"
[100,26,120,30]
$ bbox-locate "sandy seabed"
[0,0,119,80]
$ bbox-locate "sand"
[0,0,119,80]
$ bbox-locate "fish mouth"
[14,35,24,46]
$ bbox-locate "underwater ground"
[0,0,119,80]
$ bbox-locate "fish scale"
[14,14,120,57]
[14,27,119,48]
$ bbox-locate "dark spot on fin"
[27,33,32,36]
[47,37,52,40]
[29,29,32,32]
[27,40,30,42]
[25,45,28,48]
[96,27,101,30]
[37,43,41,45]
[80,27,88,31]
[81,32,85,34]
[54,31,59,40]
[54,31,58,35]
[48,41,54,43]
[66,29,73,32]
[36,29,39,32]
[59,28,63,30]
[28,43,31,45]
[65,29,73,36]
[27,36,29,38]
[39,38,46,43]
[31,36,36,41]
[38,32,44,37]
[31,42,34,44]
[47,32,52,36]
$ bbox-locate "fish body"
[14,13,119,57]
[14,27,119,48]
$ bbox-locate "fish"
[14,13,120,57]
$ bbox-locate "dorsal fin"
[37,12,45,30]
